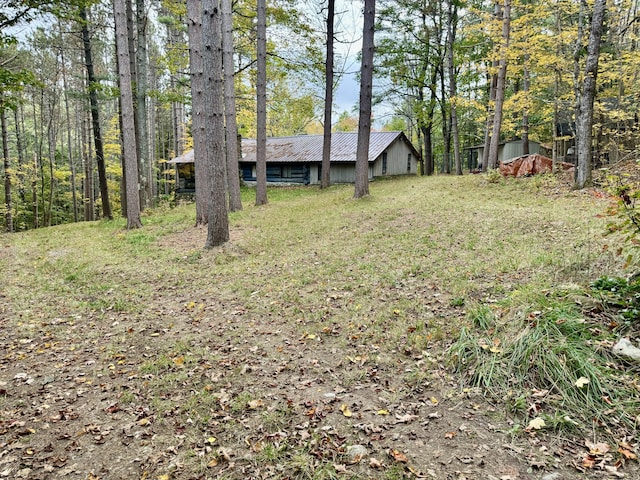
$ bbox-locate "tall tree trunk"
[446,0,462,175]
[187,0,210,225]
[481,68,497,171]
[14,106,26,205]
[522,62,530,156]
[1,104,12,233]
[487,0,511,170]
[31,99,39,229]
[81,107,94,221]
[136,0,151,208]
[440,60,451,175]
[114,0,142,229]
[354,0,375,199]
[255,0,268,205]
[575,0,607,189]
[222,0,242,211]
[79,6,112,220]
[59,23,79,223]
[321,0,335,189]
[202,0,230,247]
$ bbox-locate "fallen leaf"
[333,464,348,473]
[207,458,218,467]
[582,455,596,468]
[339,404,352,417]
[369,458,383,469]
[575,377,590,388]
[585,440,610,455]
[618,447,638,460]
[444,431,457,439]
[527,417,546,430]
[604,465,625,478]
[430,396,439,405]
[532,389,549,397]
[377,409,390,415]
[248,399,264,409]
[394,413,419,423]
[389,449,408,463]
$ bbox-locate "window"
[407,154,412,172]
[382,152,388,175]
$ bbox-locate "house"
[168,131,419,190]
[465,139,550,169]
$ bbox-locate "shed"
[168,131,420,188]
[465,139,550,169]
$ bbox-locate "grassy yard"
[1,174,638,479]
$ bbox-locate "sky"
[330,0,394,127]
[331,0,364,116]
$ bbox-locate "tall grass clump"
[449,297,639,437]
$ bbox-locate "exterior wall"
[329,164,357,184]
[502,140,540,161]
[371,139,417,177]
[240,163,310,184]
[472,140,542,167]
[309,164,373,185]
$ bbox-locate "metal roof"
[169,131,418,164]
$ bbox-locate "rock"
[346,444,368,462]
[612,338,640,361]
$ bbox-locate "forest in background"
[1,0,639,232]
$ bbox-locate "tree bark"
[446,0,462,175]
[14,105,26,206]
[321,0,335,189]
[575,0,607,189]
[79,6,112,220]
[487,0,511,170]
[522,63,530,156]
[114,0,142,229]
[202,0,230,247]
[1,104,12,233]
[59,22,78,223]
[136,0,152,208]
[354,0,375,199]
[187,0,211,225]
[255,0,268,205]
[222,0,242,211]
[81,106,94,221]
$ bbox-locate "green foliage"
[592,276,640,325]
[604,173,640,266]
